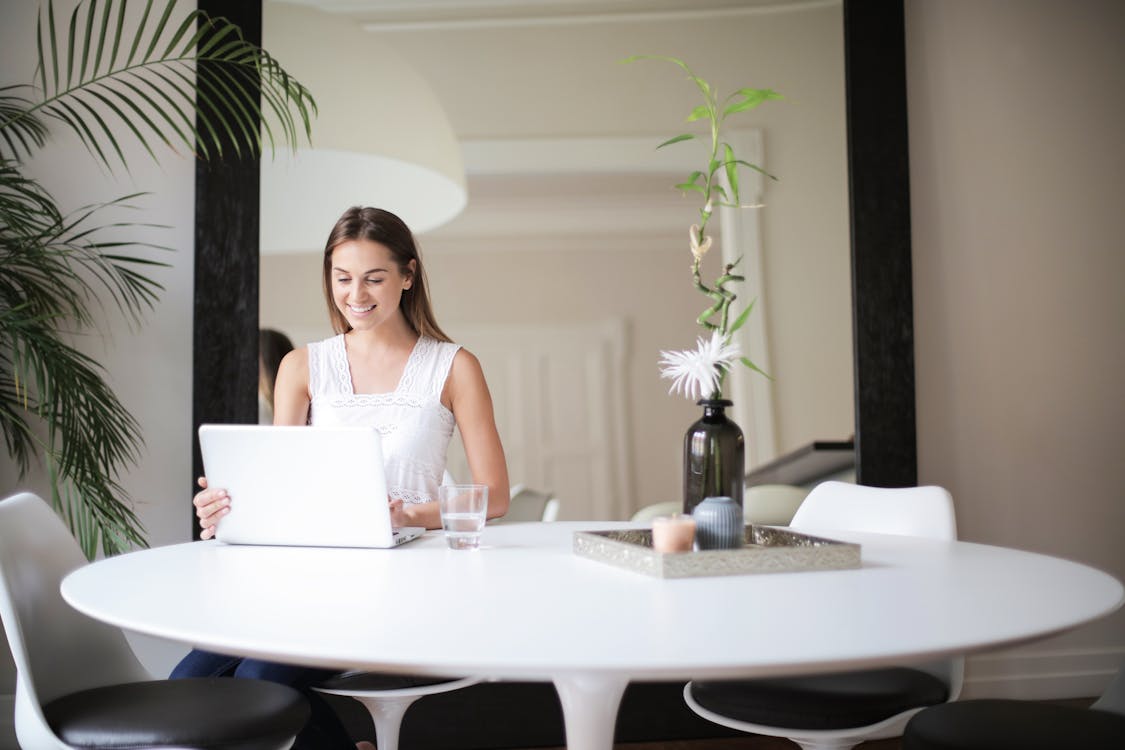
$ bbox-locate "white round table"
[61,522,1123,749]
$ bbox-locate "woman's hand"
[193,476,230,540]
[388,497,406,529]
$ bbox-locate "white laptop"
[198,424,425,548]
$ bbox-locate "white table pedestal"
[554,674,629,750]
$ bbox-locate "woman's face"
[329,239,414,332]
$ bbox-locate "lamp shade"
[260,3,466,253]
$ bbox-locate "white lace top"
[307,334,461,505]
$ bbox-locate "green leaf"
[732,158,778,182]
[77,0,96,85]
[686,103,711,122]
[740,356,772,380]
[0,88,49,159]
[45,1,61,94]
[125,0,155,67]
[723,143,740,204]
[675,182,707,195]
[142,0,177,63]
[723,88,784,116]
[728,298,756,335]
[92,0,112,78]
[656,133,694,149]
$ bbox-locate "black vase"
[682,399,745,516]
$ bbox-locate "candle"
[651,514,696,553]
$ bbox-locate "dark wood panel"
[844,0,918,487]
[191,0,262,538]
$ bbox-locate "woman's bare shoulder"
[450,347,485,379]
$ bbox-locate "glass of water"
[438,484,489,550]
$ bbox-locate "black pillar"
[191,0,262,537]
[844,0,918,487]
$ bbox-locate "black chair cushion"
[903,699,1125,750]
[691,667,949,730]
[43,677,310,750]
[318,671,465,692]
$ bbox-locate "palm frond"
[1,167,169,557]
[3,310,148,556]
[0,164,170,328]
[0,86,49,160]
[0,0,316,558]
[0,0,316,169]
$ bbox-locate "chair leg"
[351,695,421,750]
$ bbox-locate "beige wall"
[262,1,854,516]
[907,0,1125,697]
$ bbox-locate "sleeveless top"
[307,334,461,505]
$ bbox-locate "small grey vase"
[692,495,744,550]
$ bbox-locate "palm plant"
[0,0,315,558]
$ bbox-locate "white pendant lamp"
[260,2,467,253]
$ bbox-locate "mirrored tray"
[573,525,860,578]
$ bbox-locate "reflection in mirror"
[259,0,853,520]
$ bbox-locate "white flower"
[659,331,742,401]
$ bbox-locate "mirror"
[192,0,915,523]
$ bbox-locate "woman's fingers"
[389,498,406,527]
[193,483,230,537]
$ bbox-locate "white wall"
[907,0,1125,698]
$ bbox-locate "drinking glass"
[438,484,489,550]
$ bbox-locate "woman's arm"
[272,348,311,426]
[447,349,510,519]
[399,349,510,529]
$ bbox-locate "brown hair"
[321,207,450,342]
[258,328,294,408]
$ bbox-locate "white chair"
[315,673,481,750]
[684,480,963,750]
[629,501,683,523]
[743,483,810,525]
[0,492,310,750]
[491,484,559,523]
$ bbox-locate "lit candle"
[651,514,696,553]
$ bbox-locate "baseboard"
[961,646,1125,700]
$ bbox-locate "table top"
[61,522,1123,682]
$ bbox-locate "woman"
[177,207,510,750]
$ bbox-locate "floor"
[529,740,900,750]
[523,697,1096,750]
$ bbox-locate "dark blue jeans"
[170,649,355,749]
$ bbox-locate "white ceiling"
[262,0,835,241]
[276,0,826,31]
